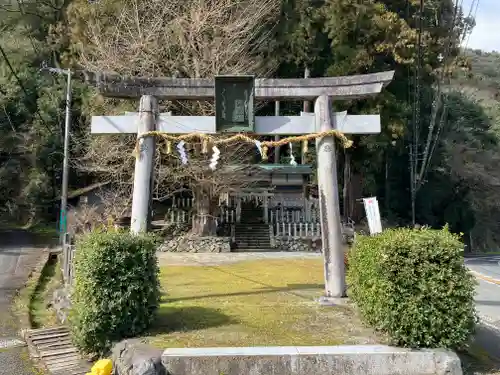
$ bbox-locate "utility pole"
[40,67,72,244]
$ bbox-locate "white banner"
[363,197,383,235]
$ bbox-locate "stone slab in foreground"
[113,341,166,375]
[162,345,462,375]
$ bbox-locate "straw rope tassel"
[133,129,353,159]
[289,143,297,166]
[202,137,209,154]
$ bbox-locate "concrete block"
[162,345,462,375]
[112,340,166,375]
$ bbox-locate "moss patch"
[15,255,61,329]
[145,258,380,348]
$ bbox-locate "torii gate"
[88,71,394,301]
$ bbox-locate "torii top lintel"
[85,71,395,100]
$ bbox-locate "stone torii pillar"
[315,95,345,300]
[87,71,394,300]
[130,96,158,233]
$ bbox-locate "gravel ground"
[156,251,322,266]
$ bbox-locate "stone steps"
[23,327,91,375]
[235,237,269,241]
[235,237,270,240]
[234,210,270,251]
[234,223,271,250]
[235,242,271,248]
[235,239,270,242]
[234,235,269,240]
[235,225,269,228]
[239,208,265,224]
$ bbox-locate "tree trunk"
[192,187,218,236]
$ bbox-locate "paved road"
[466,255,500,324]
[465,255,500,363]
[0,230,47,375]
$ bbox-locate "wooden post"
[263,196,269,223]
[236,197,242,223]
[315,95,346,301]
[303,67,311,112]
[302,67,311,164]
[274,101,280,163]
[131,95,158,234]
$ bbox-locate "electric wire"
[423,0,480,182]
[16,0,39,55]
[0,42,54,135]
[417,0,462,182]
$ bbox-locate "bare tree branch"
[68,0,281,234]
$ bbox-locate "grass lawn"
[145,258,380,348]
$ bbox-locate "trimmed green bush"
[69,231,160,355]
[347,226,477,349]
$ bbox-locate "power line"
[0,0,39,55]
[16,0,39,55]
[463,0,480,50]
[409,0,425,225]
[409,0,469,223]
[417,0,462,183]
[423,0,481,180]
[0,42,54,135]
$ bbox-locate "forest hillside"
[0,0,499,250]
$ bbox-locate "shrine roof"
[80,70,395,100]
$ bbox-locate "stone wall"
[156,222,191,239]
[273,237,353,253]
[273,238,321,252]
[158,234,231,253]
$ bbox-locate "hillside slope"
[453,49,500,130]
[446,49,500,250]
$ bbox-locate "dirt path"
[156,251,322,266]
[0,230,49,375]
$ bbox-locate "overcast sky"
[461,0,500,52]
